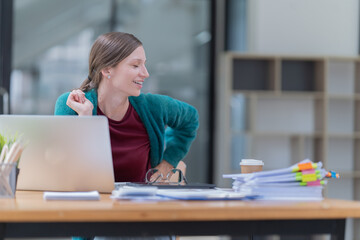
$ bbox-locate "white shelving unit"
[215,52,360,189]
[215,52,360,238]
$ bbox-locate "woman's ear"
[101,67,112,79]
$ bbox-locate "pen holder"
[0,163,18,198]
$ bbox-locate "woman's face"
[108,46,149,97]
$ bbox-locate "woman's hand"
[150,160,174,183]
[66,90,94,116]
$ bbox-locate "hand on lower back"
[150,160,174,183]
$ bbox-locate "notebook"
[0,115,115,193]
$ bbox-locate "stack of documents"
[111,186,258,201]
[223,159,339,201]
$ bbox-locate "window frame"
[0,0,13,113]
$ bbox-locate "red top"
[97,104,151,182]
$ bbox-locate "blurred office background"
[5,0,213,185]
[216,1,359,240]
[1,0,360,239]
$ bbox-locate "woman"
[54,32,199,183]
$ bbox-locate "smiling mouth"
[133,81,143,85]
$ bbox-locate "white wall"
[247,0,359,56]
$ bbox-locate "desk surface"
[1,191,360,222]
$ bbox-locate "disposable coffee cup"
[240,159,264,174]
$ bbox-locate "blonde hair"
[80,32,142,91]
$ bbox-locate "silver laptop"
[0,115,115,193]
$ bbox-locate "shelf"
[278,91,324,98]
[216,52,360,188]
[232,58,276,91]
[339,171,360,179]
[326,138,354,172]
[327,133,355,138]
[226,53,359,62]
[251,135,294,169]
[327,98,354,135]
[327,59,355,96]
[354,133,360,138]
[232,90,324,99]
[354,94,360,100]
[232,90,275,95]
[281,60,324,92]
[231,131,323,138]
[327,94,355,100]
[231,91,359,100]
[326,178,353,200]
[355,101,360,132]
[255,96,317,133]
[230,94,249,132]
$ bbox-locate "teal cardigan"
[54,88,199,168]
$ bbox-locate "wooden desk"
[1,191,360,239]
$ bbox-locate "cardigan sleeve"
[54,90,98,116]
[161,96,199,167]
[54,92,77,115]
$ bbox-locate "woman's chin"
[131,91,141,97]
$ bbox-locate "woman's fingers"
[66,90,93,116]
[149,172,162,183]
[150,160,174,183]
[69,90,85,103]
[74,90,85,103]
[69,90,79,102]
[79,90,86,103]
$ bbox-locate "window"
[12,0,212,183]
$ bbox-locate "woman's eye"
[133,65,139,68]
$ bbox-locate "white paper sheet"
[43,191,100,200]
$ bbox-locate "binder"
[125,182,216,189]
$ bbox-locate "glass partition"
[12,0,212,183]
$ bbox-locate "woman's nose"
[141,66,149,78]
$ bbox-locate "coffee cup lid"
[240,159,264,166]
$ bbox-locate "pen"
[2,141,23,167]
[3,142,19,164]
[0,144,8,163]
[326,171,340,179]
